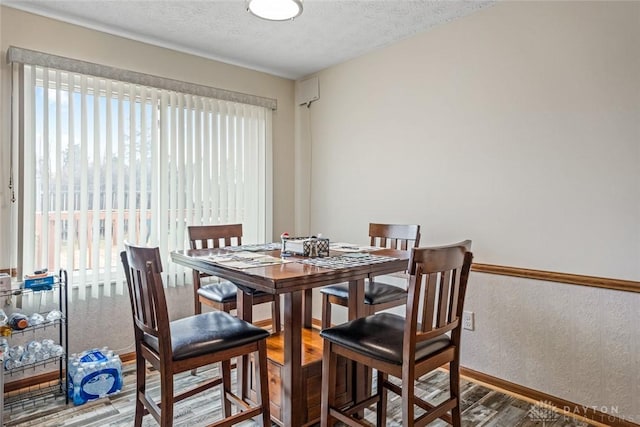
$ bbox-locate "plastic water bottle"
[72,367,85,405]
[67,361,79,399]
[5,358,21,370]
[8,344,24,360]
[45,310,63,322]
[86,362,96,376]
[50,344,65,357]
[110,353,124,392]
[68,361,79,377]
[26,340,42,354]
[29,313,45,326]
[42,339,55,351]
[21,352,36,365]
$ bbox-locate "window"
[9,50,274,299]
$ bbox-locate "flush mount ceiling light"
[247,0,303,21]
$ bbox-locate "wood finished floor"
[3,363,595,427]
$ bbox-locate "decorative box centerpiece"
[282,236,330,257]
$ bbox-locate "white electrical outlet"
[462,311,474,331]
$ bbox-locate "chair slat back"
[188,224,243,249]
[121,243,171,354]
[369,223,421,251]
[406,240,472,341]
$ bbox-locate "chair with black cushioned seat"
[121,242,271,427]
[189,224,281,333]
[320,240,473,427]
[320,223,421,329]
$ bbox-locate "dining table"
[171,244,410,427]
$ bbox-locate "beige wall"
[0,6,295,356]
[301,0,640,422]
[301,0,639,281]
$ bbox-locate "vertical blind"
[13,63,272,299]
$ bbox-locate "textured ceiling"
[3,0,495,80]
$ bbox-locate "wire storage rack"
[1,269,69,422]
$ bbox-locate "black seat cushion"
[144,311,269,361]
[320,281,407,305]
[198,280,271,303]
[320,312,450,365]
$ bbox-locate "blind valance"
[6,46,278,110]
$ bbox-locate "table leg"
[348,279,367,417]
[236,289,254,401]
[282,290,304,426]
[302,288,313,328]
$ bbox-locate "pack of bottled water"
[1,337,65,370]
[67,347,123,405]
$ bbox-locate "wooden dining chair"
[320,240,473,427]
[121,242,271,427]
[320,223,421,328]
[189,224,281,333]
